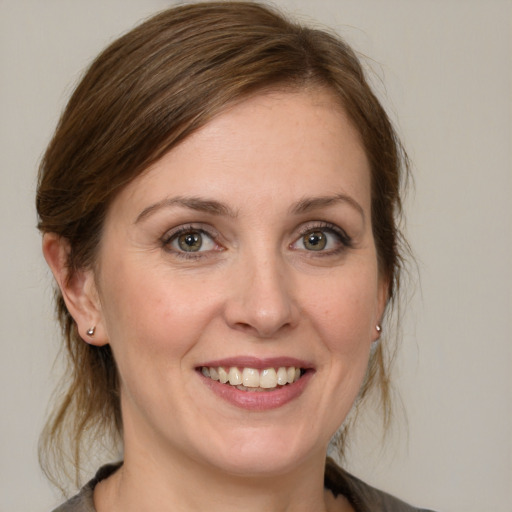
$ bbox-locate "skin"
[44,89,387,512]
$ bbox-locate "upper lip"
[197,356,313,370]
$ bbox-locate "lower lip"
[199,371,313,411]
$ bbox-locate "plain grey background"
[1,1,510,511]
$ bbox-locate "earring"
[371,325,382,351]
[86,326,96,337]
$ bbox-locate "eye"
[302,231,328,251]
[164,227,219,255]
[291,223,351,254]
[175,231,203,252]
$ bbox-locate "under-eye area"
[199,366,309,392]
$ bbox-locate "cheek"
[98,262,219,370]
[304,270,378,352]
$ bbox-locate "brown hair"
[37,1,409,488]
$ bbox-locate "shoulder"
[325,458,437,512]
[50,488,94,512]
[49,463,122,512]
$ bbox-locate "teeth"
[276,367,288,385]
[242,368,260,387]
[260,368,277,388]
[202,365,304,390]
[218,367,228,384]
[228,367,242,385]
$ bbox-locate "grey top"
[51,459,436,512]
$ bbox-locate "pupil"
[179,232,202,251]
[305,231,326,251]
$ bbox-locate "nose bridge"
[226,243,298,338]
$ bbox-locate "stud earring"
[86,326,96,337]
[371,325,382,350]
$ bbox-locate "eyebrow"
[135,196,238,223]
[135,192,365,224]
[290,193,365,222]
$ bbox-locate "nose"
[223,251,300,339]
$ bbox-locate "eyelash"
[161,221,352,259]
[161,224,221,260]
[294,222,353,255]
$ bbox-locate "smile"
[200,366,304,391]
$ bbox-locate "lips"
[197,357,313,410]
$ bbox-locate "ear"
[374,274,390,342]
[42,233,108,346]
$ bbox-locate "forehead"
[109,89,371,218]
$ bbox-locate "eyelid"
[161,223,223,258]
[291,221,353,254]
[162,223,219,244]
[295,221,352,246]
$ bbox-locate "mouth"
[199,365,307,392]
[196,358,314,410]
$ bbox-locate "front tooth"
[286,367,295,384]
[218,367,228,383]
[294,368,301,382]
[277,367,288,385]
[228,367,242,385]
[242,368,260,387]
[260,368,277,388]
[209,367,219,381]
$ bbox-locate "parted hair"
[37,1,409,488]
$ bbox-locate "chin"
[193,423,328,478]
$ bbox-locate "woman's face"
[91,89,386,476]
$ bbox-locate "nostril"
[232,320,286,338]
[233,321,254,333]
[222,268,299,337]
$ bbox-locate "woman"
[37,2,433,511]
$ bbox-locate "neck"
[95,441,334,512]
